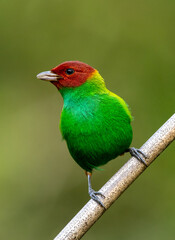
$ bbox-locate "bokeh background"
[0,0,175,239]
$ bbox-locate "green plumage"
[59,71,133,172]
[37,61,146,206]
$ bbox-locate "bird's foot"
[89,189,105,208]
[126,147,148,167]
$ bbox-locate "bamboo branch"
[54,114,175,240]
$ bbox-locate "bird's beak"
[37,71,62,81]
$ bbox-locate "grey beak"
[37,71,62,81]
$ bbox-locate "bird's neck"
[59,71,108,104]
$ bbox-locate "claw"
[89,189,105,208]
[135,149,147,159]
[93,191,105,198]
[126,147,148,167]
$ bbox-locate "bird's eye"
[65,68,75,75]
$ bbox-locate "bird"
[37,61,147,207]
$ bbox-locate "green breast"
[60,85,133,172]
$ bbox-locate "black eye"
[65,68,75,75]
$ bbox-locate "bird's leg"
[126,147,148,166]
[86,171,105,208]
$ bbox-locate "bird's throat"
[59,71,107,101]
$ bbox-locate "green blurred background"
[0,0,175,239]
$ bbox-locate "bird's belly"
[61,117,132,172]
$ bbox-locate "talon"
[89,190,105,208]
[126,147,148,167]
[90,190,105,199]
[95,191,105,199]
[136,149,147,159]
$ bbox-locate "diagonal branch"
[54,114,175,240]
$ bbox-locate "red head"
[37,61,96,89]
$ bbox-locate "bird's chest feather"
[60,95,131,143]
[60,97,100,139]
